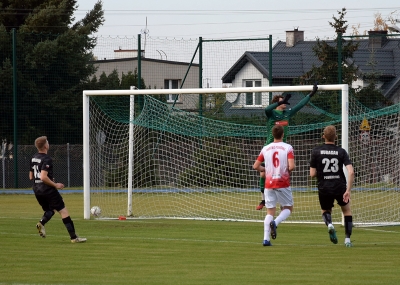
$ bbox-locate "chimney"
[368,30,388,48]
[286,28,304,47]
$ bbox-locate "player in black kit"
[29,136,86,243]
[309,125,354,247]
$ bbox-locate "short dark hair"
[272,125,284,139]
[35,136,47,150]
[271,95,284,104]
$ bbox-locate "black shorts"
[318,191,348,211]
[35,189,65,212]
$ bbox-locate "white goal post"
[83,84,400,226]
[83,84,349,220]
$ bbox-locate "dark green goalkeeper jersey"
[264,94,312,145]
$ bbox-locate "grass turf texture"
[1,194,400,285]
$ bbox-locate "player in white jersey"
[253,125,295,246]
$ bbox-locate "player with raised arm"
[253,125,295,246]
[257,82,318,210]
[30,136,87,243]
[309,125,354,247]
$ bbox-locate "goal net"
[83,85,400,226]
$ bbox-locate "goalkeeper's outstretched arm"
[264,102,279,117]
[289,83,318,114]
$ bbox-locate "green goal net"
[83,85,400,226]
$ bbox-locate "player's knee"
[342,207,352,216]
[283,206,293,212]
[44,210,55,219]
[58,207,70,218]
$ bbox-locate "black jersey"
[30,153,55,194]
[310,143,352,195]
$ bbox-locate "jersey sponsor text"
[320,150,338,155]
[324,175,340,179]
[266,145,286,151]
[274,120,288,126]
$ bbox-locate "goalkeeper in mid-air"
[256,82,318,210]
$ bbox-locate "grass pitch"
[1,194,400,285]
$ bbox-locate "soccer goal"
[83,84,400,226]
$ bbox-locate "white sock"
[328,223,334,229]
[274,209,291,226]
[264,214,274,240]
[261,193,265,200]
[345,238,351,244]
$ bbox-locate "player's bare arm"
[343,164,355,203]
[253,160,265,173]
[288,158,295,172]
[309,167,317,177]
[40,170,64,189]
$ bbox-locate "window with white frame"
[245,80,262,106]
[164,79,180,102]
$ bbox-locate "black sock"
[40,210,55,226]
[62,216,77,239]
[260,177,265,192]
[344,216,353,238]
[322,212,332,226]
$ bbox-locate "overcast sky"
[76,0,399,41]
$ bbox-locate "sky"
[76,0,400,41]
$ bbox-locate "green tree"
[99,70,121,90]
[120,69,146,90]
[297,8,359,115]
[299,8,359,86]
[0,0,104,144]
[298,8,391,112]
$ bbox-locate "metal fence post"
[67,143,70,187]
[12,28,18,188]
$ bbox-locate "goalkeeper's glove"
[278,93,291,105]
[309,82,318,97]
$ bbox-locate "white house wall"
[229,62,282,107]
[93,59,200,110]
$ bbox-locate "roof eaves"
[221,52,250,83]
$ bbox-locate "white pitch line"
[4,231,400,247]
[356,227,400,234]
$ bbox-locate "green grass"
[1,194,400,285]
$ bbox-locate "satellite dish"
[387,24,400,33]
[226,93,239,103]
